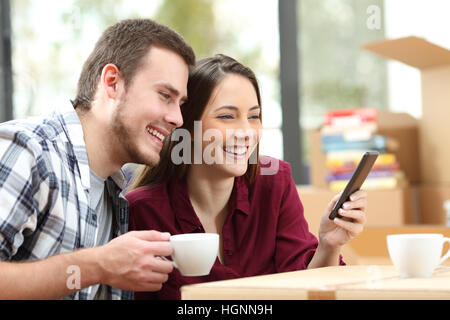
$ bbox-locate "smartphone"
[328,151,379,220]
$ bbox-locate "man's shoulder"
[0,113,65,144]
[0,112,75,167]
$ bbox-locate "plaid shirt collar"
[58,110,91,190]
[57,110,127,191]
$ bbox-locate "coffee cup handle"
[161,256,178,269]
[439,237,450,265]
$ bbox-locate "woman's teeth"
[225,146,247,155]
[147,127,165,142]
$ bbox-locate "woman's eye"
[249,114,261,120]
[217,114,234,119]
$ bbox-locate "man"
[0,19,195,299]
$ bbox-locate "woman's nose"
[228,127,259,145]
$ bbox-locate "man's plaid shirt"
[0,109,133,300]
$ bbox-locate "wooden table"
[181,265,450,300]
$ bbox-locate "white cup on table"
[387,233,450,278]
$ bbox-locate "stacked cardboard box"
[305,109,419,228]
[363,36,450,226]
[298,185,418,235]
[302,36,450,230]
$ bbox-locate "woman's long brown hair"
[127,54,262,192]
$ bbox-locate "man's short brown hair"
[72,19,195,109]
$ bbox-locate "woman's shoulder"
[247,155,295,195]
[125,183,170,205]
[126,182,180,231]
[258,155,293,179]
[241,155,297,203]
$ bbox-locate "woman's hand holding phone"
[318,190,368,249]
[318,151,375,248]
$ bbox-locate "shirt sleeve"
[274,164,319,272]
[0,129,45,260]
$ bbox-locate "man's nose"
[164,104,184,129]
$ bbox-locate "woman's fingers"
[349,190,367,201]
[341,198,367,211]
[341,190,367,211]
[334,215,364,235]
[338,208,367,224]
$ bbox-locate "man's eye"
[159,92,170,100]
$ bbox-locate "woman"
[126,54,367,300]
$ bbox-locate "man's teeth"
[225,146,247,155]
[147,127,165,141]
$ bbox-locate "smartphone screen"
[328,151,379,220]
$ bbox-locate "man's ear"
[100,64,121,100]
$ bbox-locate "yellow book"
[326,152,397,169]
[329,177,399,192]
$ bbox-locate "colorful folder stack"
[320,108,404,191]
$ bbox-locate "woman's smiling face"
[198,73,262,177]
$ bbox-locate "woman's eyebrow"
[214,105,261,112]
[214,105,238,112]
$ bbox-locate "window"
[10,0,282,159]
[298,0,387,167]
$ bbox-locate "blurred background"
[1,0,450,185]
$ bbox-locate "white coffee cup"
[167,233,219,276]
[387,233,450,278]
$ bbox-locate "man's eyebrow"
[157,83,187,101]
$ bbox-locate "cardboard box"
[363,36,450,184]
[309,129,328,188]
[308,111,419,188]
[297,185,417,236]
[418,184,450,224]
